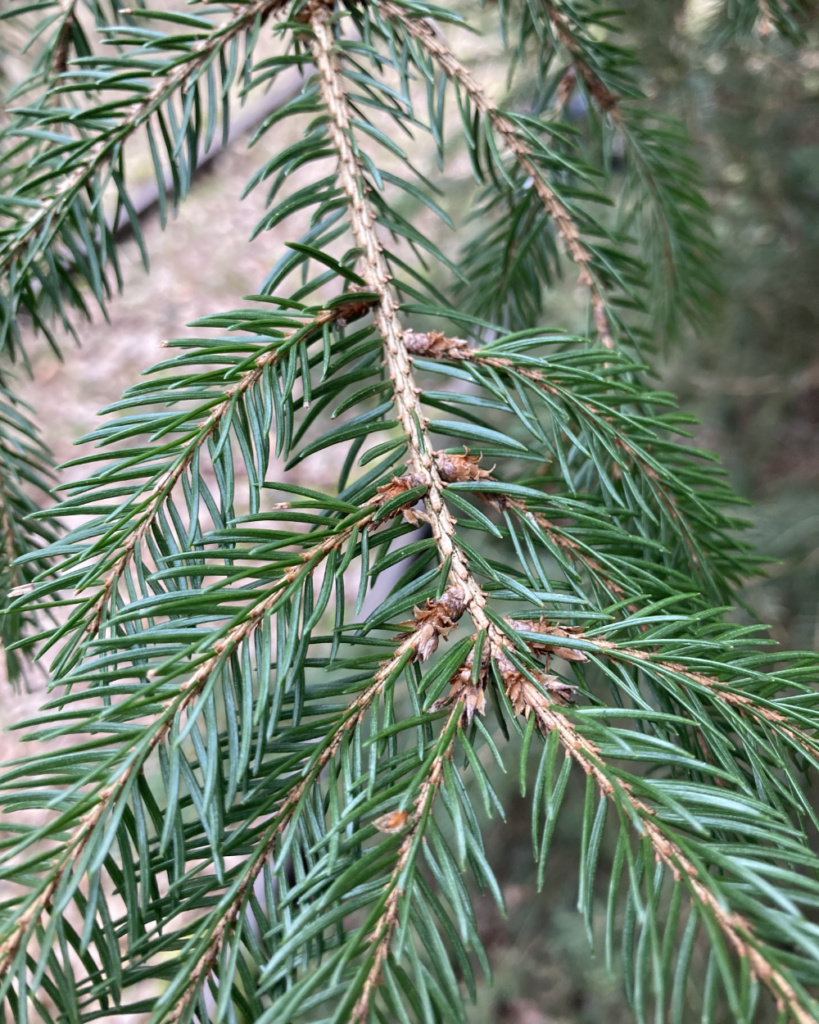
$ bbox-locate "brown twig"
[51,0,78,77]
[542,2,620,116]
[350,703,461,1023]
[308,4,491,629]
[0,479,415,982]
[757,0,775,39]
[0,718,173,978]
[302,11,517,1015]
[0,0,291,276]
[166,613,465,1020]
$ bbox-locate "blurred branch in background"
[640,0,819,651]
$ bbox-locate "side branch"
[515,676,815,1024]
[406,329,714,583]
[588,633,819,759]
[543,2,621,116]
[166,620,465,1019]
[511,617,819,770]
[0,0,290,279]
[350,703,461,1023]
[0,482,406,981]
[80,298,376,638]
[379,2,615,348]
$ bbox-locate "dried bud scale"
[398,586,468,662]
[403,330,472,360]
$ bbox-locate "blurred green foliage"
[650,2,819,651]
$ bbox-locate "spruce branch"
[0,475,431,982]
[2,0,273,261]
[541,2,620,115]
[431,443,629,604]
[80,296,377,642]
[509,672,817,1024]
[505,616,819,778]
[379,1,615,347]
[433,425,819,770]
[350,702,461,1024]
[532,0,720,338]
[307,1,492,623]
[0,386,58,681]
[0,0,292,358]
[164,626,464,1021]
[407,327,754,601]
[3,4,819,1022]
[584,632,819,764]
[710,0,806,43]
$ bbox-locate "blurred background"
[3,0,819,1020]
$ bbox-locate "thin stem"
[0,0,290,278]
[0,491,397,979]
[350,703,461,1024]
[166,624,464,1019]
[81,299,375,638]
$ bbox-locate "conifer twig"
[0,0,291,279]
[586,633,819,757]
[350,703,462,1023]
[406,329,712,578]
[307,2,493,626]
[0,482,416,979]
[542,1,621,114]
[511,673,815,1024]
[379,2,615,348]
[3,2,818,1018]
[82,298,376,638]
[166,623,466,1019]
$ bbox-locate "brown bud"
[431,682,486,726]
[373,472,427,524]
[435,449,492,484]
[332,296,379,324]
[430,633,491,725]
[372,810,409,834]
[505,669,575,717]
[398,586,468,662]
[508,619,589,663]
[403,330,472,361]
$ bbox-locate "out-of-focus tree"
[624,0,819,652]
